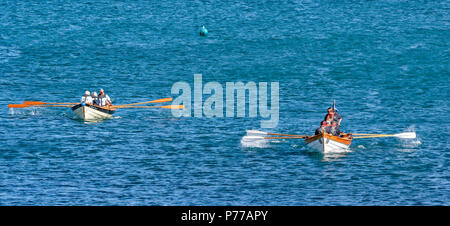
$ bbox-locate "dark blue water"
[0,0,449,205]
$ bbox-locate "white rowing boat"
[304,132,352,153]
[71,103,115,121]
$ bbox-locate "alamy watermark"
[170,74,279,128]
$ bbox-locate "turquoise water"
[0,0,449,205]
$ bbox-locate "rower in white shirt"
[81,90,93,105]
[98,88,112,107]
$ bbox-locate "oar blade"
[394,132,416,139]
[8,104,30,108]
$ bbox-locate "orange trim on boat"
[305,133,352,146]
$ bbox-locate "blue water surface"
[0,0,449,205]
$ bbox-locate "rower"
[98,88,112,107]
[324,107,342,126]
[81,91,93,105]
[315,121,330,135]
[91,92,100,106]
[329,121,341,136]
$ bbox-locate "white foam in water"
[400,138,421,148]
[9,107,42,116]
[241,135,270,148]
[399,125,421,148]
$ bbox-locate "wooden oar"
[111,105,184,109]
[246,130,305,137]
[8,104,74,108]
[114,98,173,107]
[263,136,307,139]
[353,132,416,139]
[23,101,78,105]
[243,135,307,141]
[9,104,34,108]
[351,133,392,136]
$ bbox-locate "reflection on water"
[321,152,350,162]
[299,146,352,162]
[72,117,114,124]
[82,119,107,124]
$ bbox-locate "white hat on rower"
[92,92,98,97]
[85,90,90,96]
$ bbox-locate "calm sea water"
[0,0,449,205]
